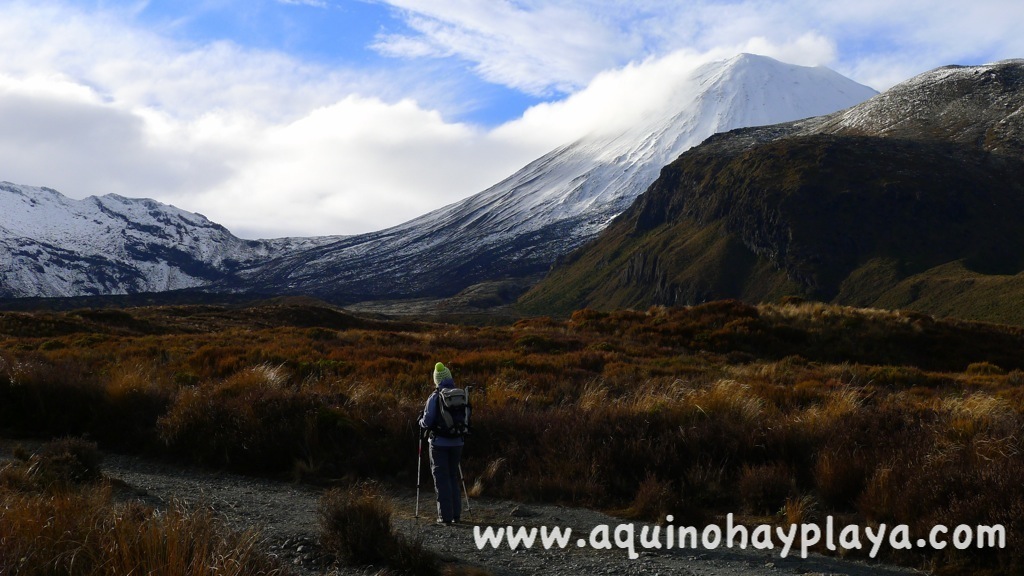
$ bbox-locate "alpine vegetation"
[1,300,1023,573]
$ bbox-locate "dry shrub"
[187,343,252,379]
[104,503,282,576]
[482,374,534,408]
[965,361,1006,376]
[0,354,103,436]
[621,378,690,413]
[576,379,610,411]
[858,464,900,524]
[99,362,176,447]
[751,377,825,411]
[318,482,440,575]
[858,442,1024,572]
[686,379,764,425]
[799,384,864,430]
[158,364,320,471]
[809,397,914,512]
[737,462,795,516]
[939,392,1021,442]
[7,301,1024,572]
[814,449,869,510]
[682,459,730,510]
[782,494,818,525]
[0,437,281,576]
[624,475,681,520]
[35,437,104,487]
[0,490,283,576]
[0,438,102,492]
[470,457,508,497]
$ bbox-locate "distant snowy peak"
[397,55,876,240]
[0,182,338,298]
[602,53,877,144]
[550,53,878,218]
[2,183,223,254]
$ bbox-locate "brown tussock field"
[1,298,1023,575]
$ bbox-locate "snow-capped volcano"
[0,182,335,298]
[1,54,877,302]
[232,54,878,303]
[519,59,1024,316]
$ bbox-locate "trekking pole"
[415,431,424,519]
[459,463,472,516]
[461,385,473,517]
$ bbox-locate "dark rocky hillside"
[520,59,1024,323]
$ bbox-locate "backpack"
[433,387,472,438]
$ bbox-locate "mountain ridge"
[225,54,877,303]
[520,59,1024,322]
[0,181,340,298]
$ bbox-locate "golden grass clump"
[686,379,765,425]
[318,482,440,575]
[940,392,1020,441]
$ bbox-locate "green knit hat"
[433,362,453,386]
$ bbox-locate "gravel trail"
[1,441,927,576]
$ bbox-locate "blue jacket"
[419,378,464,447]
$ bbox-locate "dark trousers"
[429,444,463,522]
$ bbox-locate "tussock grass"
[0,491,284,576]
[0,440,284,576]
[3,300,1024,573]
[318,482,440,575]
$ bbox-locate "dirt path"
[1,441,927,576]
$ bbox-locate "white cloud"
[0,73,236,202]
[185,96,540,238]
[0,1,545,238]
[374,0,1024,94]
[492,35,840,150]
[0,68,540,238]
[2,0,1024,240]
[373,0,641,95]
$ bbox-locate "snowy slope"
[807,59,1024,153]
[0,182,339,298]
[235,54,878,302]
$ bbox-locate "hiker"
[418,362,467,524]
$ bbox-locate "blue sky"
[1,1,1023,238]
[98,0,548,125]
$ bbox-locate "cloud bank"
[1,0,1022,238]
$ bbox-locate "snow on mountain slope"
[0,182,339,298]
[518,59,1024,315]
[807,59,1024,154]
[235,54,878,302]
